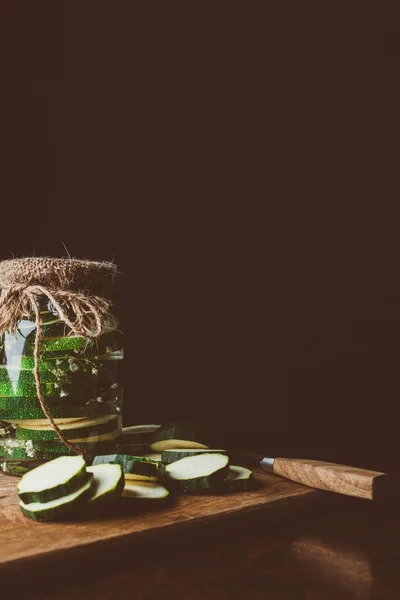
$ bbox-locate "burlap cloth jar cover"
[0,258,123,466]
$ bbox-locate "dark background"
[1,5,399,472]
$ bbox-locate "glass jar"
[0,295,123,473]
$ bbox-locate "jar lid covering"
[0,257,117,293]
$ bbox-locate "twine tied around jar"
[0,258,117,457]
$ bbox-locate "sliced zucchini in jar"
[15,415,120,441]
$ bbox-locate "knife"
[229,451,396,501]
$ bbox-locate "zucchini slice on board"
[118,443,150,456]
[17,455,87,504]
[161,448,227,465]
[149,422,210,452]
[142,453,162,462]
[19,474,94,522]
[93,454,160,479]
[121,424,161,445]
[122,480,170,501]
[165,453,229,493]
[86,464,125,508]
[124,474,158,482]
[221,465,254,493]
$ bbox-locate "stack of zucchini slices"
[15,422,255,521]
[17,455,124,521]
[95,422,255,500]
[0,310,123,467]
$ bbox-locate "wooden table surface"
[2,491,399,600]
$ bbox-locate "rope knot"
[0,284,111,339]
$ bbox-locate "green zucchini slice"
[165,453,229,493]
[221,465,254,493]
[150,439,208,452]
[15,415,120,441]
[161,448,227,465]
[10,414,114,429]
[0,365,63,385]
[149,422,209,452]
[0,379,96,398]
[92,454,160,479]
[118,443,150,455]
[34,336,90,352]
[19,474,94,522]
[17,455,87,504]
[0,403,116,421]
[121,424,161,445]
[86,463,125,508]
[6,417,91,427]
[142,453,162,462]
[122,480,170,500]
[0,394,118,412]
[124,473,158,482]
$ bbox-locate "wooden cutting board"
[0,468,323,580]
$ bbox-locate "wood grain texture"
[273,458,388,500]
[4,494,398,600]
[0,468,322,577]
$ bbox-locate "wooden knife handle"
[273,458,388,500]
